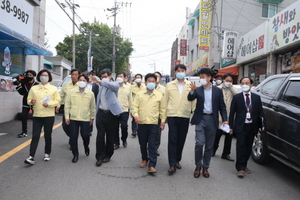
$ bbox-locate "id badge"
[246,112,251,119]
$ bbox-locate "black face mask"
[25,77,34,82]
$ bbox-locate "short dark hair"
[223,73,234,80]
[37,69,53,82]
[70,69,81,75]
[215,74,223,79]
[135,73,143,79]
[25,70,36,76]
[79,74,89,82]
[154,71,162,78]
[145,73,157,82]
[199,68,213,77]
[175,64,186,71]
[240,77,253,84]
[100,68,112,76]
[117,72,126,77]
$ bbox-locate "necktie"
[245,94,252,121]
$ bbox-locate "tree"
[55,20,133,75]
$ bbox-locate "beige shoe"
[140,160,148,168]
[237,170,245,178]
[148,167,156,173]
[245,168,251,174]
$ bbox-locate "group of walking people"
[20,64,265,178]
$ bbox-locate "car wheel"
[251,131,273,164]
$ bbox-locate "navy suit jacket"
[188,85,227,128]
[229,92,265,133]
[96,81,123,116]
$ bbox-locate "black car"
[251,73,300,173]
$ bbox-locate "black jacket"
[229,92,265,133]
[188,85,227,128]
[16,81,38,107]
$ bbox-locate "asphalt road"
[0,114,300,200]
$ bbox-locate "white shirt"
[176,79,186,95]
[243,91,252,123]
[203,85,213,114]
[100,87,109,110]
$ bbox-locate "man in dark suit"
[229,77,265,178]
[188,68,227,178]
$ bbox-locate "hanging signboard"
[198,0,210,50]
[222,31,238,59]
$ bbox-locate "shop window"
[260,78,284,98]
[282,81,300,107]
[261,3,277,18]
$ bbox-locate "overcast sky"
[45,0,198,75]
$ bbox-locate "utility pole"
[112,0,117,74]
[87,30,92,71]
[208,0,216,68]
[72,0,76,69]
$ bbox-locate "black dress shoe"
[72,156,78,163]
[114,144,119,150]
[85,147,90,156]
[176,162,182,169]
[168,166,176,174]
[96,159,103,167]
[156,150,160,156]
[221,154,235,162]
[103,157,110,163]
[132,132,137,138]
[123,141,127,148]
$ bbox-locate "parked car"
[57,75,72,93]
[251,73,300,173]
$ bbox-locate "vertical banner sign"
[180,39,187,56]
[199,0,210,50]
[222,31,238,59]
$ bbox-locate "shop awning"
[259,0,283,3]
[193,9,200,18]
[0,23,52,56]
[217,66,239,76]
[44,59,54,69]
[188,19,195,26]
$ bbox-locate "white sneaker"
[44,154,50,161]
[24,156,34,165]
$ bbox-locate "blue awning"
[0,23,52,56]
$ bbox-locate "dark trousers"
[131,116,138,133]
[70,120,90,157]
[138,124,158,167]
[213,129,233,155]
[21,107,30,133]
[95,109,119,161]
[167,117,190,166]
[62,114,70,137]
[29,117,55,157]
[155,119,162,151]
[235,123,255,171]
[115,112,129,145]
[195,115,217,168]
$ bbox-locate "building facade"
[0,0,51,123]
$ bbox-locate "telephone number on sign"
[1,0,30,24]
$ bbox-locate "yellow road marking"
[0,122,62,163]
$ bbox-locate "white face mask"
[40,76,48,83]
[200,78,208,86]
[241,85,250,92]
[224,82,231,87]
[116,77,124,83]
[102,78,109,82]
[135,78,142,83]
[78,81,87,88]
[216,80,222,85]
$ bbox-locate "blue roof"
[0,23,52,56]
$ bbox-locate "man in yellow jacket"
[132,73,166,174]
[64,74,96,163]
[164,64,195,175]
[131,74,146,137]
